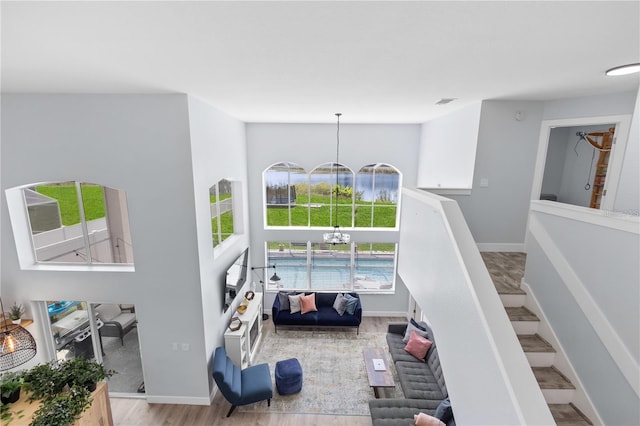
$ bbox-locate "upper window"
[264,162,400,228]
[21,182,133,264]
[210,179,235,248]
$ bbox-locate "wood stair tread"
[518,334,555,353]
[549,403,593,425]
[505,306,539,322]
[493,280,527,295]
[532,366,575,390]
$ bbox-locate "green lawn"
[36,184,105,226]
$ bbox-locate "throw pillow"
[343,293,358,315]
[278,291,293,311]
[288,294,302,314]
[410,318,428,331]
[435,398,453,423]
[403,319,430,343]
[404,330,433,362]
[414,412,445,426]
[300,293,318,314]
[333,293,347,316]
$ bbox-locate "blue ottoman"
[275,358,303,395]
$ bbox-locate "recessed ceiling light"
[605,63,640,76]
[435,98,457,105]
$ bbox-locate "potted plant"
[8,302,24,324]
[22,361,68,401]
[62,357,115,392]
[0,371,23,404]
[30,385,92,426]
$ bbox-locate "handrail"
[399,188,553,425]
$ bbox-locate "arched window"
[264,162,308,226]
[309,162,354,228]
[10,181,134,265]
[355,163,401,228]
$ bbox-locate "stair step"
[518,334,556,367]
[549,403,593,425]
[533,366,576,403]
[518,334,555,353]
[506,306,539,334]
[494,280,527,295]
[506,306,539,321]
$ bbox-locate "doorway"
[540,125,615,209]
[44,300,144,396]
[531,115,632,211]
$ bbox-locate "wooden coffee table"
[363,347,395,398]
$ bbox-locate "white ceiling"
[2,1,639,123]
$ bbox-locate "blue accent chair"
[212,346,273,417]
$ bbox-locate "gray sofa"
[369,321,455,426]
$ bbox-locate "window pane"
[354,243,396,291]
[211,179,235,247]
[355,164,400,228]
[310,163,353,228]
[265,163,307,227]
[310,242,351,290]
[24,181,134,265]
[266,241,308,290]
[28,183,87,263]
[48,300,95,361]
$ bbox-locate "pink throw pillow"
[300,293,318,314]
[404,330,433,362]
[414,412,445,426]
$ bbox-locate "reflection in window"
[265,162,308,226]
[266,241,396,292]
[25,182,133,264]
[210,179,235,247]
[355,164,400,228]
[309,163,354,228]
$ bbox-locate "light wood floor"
[111,316,404,426]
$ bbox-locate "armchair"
[95,303,136,346]
[212,346,273,417]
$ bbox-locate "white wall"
[614,87,640,215]
[245,123,419,314]
[448,100,545,251]
[540,127,568,197]
[1,94,246,404]
[185,96,251,394]
[448,92,637,250]
[525,202,640,425]
[417,102,481,190]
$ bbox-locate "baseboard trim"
[145,395,212,405]
[477,243,525,252]
[362,311,408,318]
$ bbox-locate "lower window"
[265,241,396,293]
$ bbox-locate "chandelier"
[323,113,351,245]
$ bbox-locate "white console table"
[224,293,263,369]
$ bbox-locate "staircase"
[482,253,594,426]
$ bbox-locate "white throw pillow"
[288,294,302,314]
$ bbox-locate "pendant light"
[0,298,37,371]
[323,113,351,245]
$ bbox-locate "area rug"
[238,329,403,416]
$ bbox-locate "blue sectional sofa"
[272,291,362,333]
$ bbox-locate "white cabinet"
[224,293,263,369]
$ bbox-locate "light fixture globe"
[0,323,37,371]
